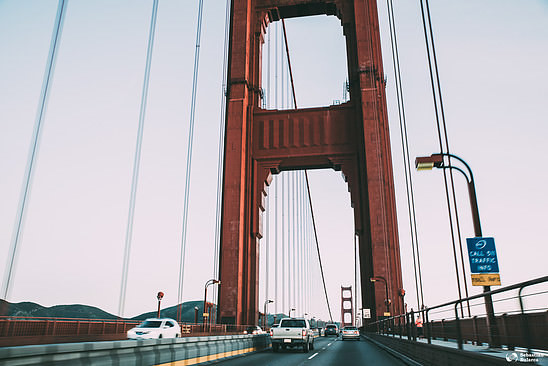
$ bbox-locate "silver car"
[341,326,360,341]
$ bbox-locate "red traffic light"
[157,291,164,300]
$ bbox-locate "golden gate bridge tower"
[217,0,403,325]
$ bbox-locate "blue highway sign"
[466,237,499,273]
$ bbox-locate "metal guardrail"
[369,275,548,351]
[0,334,271,366]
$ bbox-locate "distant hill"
[0,299,210,322]
[1,299,118,319]
[0,300,311,326]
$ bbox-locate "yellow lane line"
[155,346,260,366]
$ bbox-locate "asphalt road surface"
[213,335,409,366]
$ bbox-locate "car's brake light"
[302,329,307,337]
[269,329,273,336]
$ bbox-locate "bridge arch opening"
[261,15,348,110]
[258,168,356,325]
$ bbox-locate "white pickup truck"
[270,317,314,352]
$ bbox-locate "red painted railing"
[0,316,260,347]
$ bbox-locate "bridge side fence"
[366,276,548,352]
[0,317,253,347]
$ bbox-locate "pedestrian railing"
[369,275,548,352]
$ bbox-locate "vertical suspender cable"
[272,23,278,310]
[292,172,296,311]
[280,21,333,321]
[289,172,294,312]
[385,0,424,311]
[297,172,307,313]
[274,22,278,108]
[419,0,468,315]
[423,1,471,314]
[177,0,205,321]
[281,20,297,109]
[281,173,286,313]
[212,0,231,322]
[302,174,306,314]
[305,172,333,322]
[274,178,278,314]
[119,0,159,318]
[306,176,311,315]
[265,191,270,311]
[1,0,68,306]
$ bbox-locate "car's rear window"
[343,326,357,330]
[326,325,337,329]
[280,319,306,328]
[139,320,162,328]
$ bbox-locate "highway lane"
[213,335,409,366]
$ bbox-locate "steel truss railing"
[368,276,548,352]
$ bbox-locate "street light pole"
[415,153,500,347]
[370,277,390,315]
[156,291,164,318]
[203,279,220,331]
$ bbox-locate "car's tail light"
[269,329,273,336]
[302,329,307,337]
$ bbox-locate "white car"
[341,326,360,341]
[127,318,181,339]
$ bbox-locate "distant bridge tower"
[341,286,354,327]
[218,0,403,325]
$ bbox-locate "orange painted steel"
[218,0,403,326]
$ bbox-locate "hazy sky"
[1,0,547,321]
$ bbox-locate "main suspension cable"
[119,0,159,318]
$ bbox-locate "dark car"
[324,324,338,336]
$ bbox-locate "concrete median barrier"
[0,334,270,366]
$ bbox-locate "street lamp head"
[369,278,376,283]
[268,300,274,304]
[214,279,221,284]
[415,154,444,170]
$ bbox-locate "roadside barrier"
[0,334,270,366]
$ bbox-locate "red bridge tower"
[218,0,403,325]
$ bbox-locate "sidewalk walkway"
[382,334,548,365]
